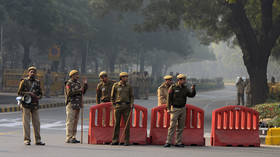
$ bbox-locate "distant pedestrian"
[245,78,252,107]
[236,77,246,106]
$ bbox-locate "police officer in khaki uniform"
[111,72,134,146]
[96,71,115,104]
[18,66,45,146]
[245,78,252,107]
[236,77,245,106]
[65,70,88,143]
[164,74,196,148]
[157,75,173,106]
[96,71,115,125]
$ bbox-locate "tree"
[2,0,59,68]
[136,0,280,105]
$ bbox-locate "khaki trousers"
[166,107,186,144]
[246,93,252,107]
[112,107,131,143]
[66,104,80,141]
[22,107,41,143]
[237,93,244,106]
[101,101,113,126]
[102,109,113,126]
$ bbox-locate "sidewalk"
[0,96,95,113]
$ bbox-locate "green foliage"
[254,103,280,127]
[255,103,280,120]
[2,0,58,34]
[0,0,215,75]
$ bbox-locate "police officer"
[164,74,196,148]
[111,72,134,146]
[245,78,252,107]
[157,75,173,106]
[65,70,88,143]
[96,71,115,125]
[271,76,276,84]
[96,71,115,104]
[18,66,45,146]
[236,77,245,106]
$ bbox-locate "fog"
[169,42,280,82]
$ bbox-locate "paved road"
[0,86,236,132]
[1,85,280,157]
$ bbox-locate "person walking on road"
[111,72,134,146]
[157,75,173,106]
[164,74,196,148]
[17,66,45,146]
[64,70,88,144]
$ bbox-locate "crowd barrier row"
[88,103,260,147]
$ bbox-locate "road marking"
[0,118,89,131]
[0,131,16,135]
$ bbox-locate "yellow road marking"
[0,131,16,135]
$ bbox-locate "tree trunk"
[51,61,59,72]
[81,50,87,74]
[60,55,66,72]
[81,41,88,74]
[94,55,99,74]
[108,57,115,73]
[22,44,31,69]
[151,62,162,81]
[227,2,280,105]
[245,54,269,105]
[140,52,145,73]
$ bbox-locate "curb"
[0,99,96,113]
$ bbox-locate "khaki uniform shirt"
[167,83,196,109]
[18,77,42,106]
[96,80,115,104]
[65,79,88,105]
[157,82,171,106]
[236,80,245,94]
[111,81,134,109]
[245,81,251,94]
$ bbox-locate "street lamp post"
[1,25,3,90]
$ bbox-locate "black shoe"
[164,143,171,147]
[72,139,80,143]
[35,142,45,146]
[123,143,130,146]
[24,142,31,146]
[174,144,184,147]
[111,142,119,145]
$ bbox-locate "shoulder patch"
[168,88,173,94]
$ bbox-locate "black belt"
[116,102,130,105]
[101,100,110,103]
[172,105,185,108]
